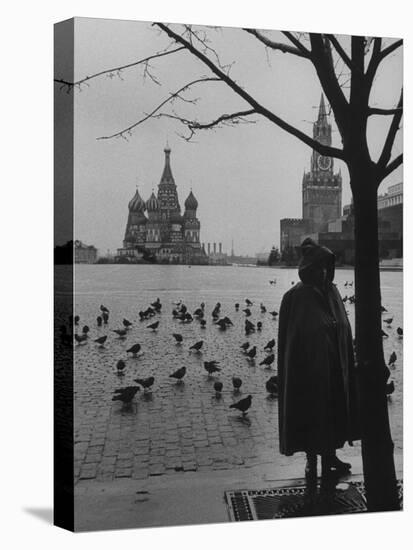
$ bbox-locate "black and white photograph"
[53,16,403,532]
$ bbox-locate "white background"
[0,0,410,548]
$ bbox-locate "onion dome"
[146,191,159,212]
[128,188,146,212]
[184,190,198,210]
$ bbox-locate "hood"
[298,237,335,285]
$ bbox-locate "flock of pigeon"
[59,297,284,417]
[59,279,402,415]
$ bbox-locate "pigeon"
[102,312,109,324]
[74,333,87,344]
[215,318,230,330]
[213,381,223,396]
[257,321,263,331]
[246,346,257,359]
[235,303,240,310]
[127,343,141,356]
[173,333,183,343]
[116,359,126,375]
[383,317,393,326]
[112,386,139,405]
[134,376,155,392]
[113,329,127,338]
[100,305,109,313]
[260,303,267,313]
[386,380,395,395]
[200,319,207,328]
[82,325,90,335]
[381,305,387,313]
[342,296,348,303]
[245,320,255,334]
[96,316,103,327]
[123,318,133,328]
[222,316,233,326]
[264,338,275,351]
[381,329,389,338]
[243,308,252,317]
[245,299,253,307]
[230,395,252,416]
[260,353,275,367]
[269,311,278,318]
[397,327,403,337]
[200,302,205,310]
[212,308,220,319]
[388,351,397,367]
[190,340,204,352]
[147,321,159,330]
[266,376,278,397]
[232,376,242,392]
[169,366,186,383]
[94,335,107,347]
[193,308,204,318]
[204,362,221,376]
[74,315,80,325]
[241,342,250,352]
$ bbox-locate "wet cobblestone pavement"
[55,265,403,484]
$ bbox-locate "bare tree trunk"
[352,165,400,511]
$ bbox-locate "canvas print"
[54,18,403,531]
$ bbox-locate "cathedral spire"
[160,144,175,185]
[318,93,327,121]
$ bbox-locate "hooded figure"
[277,238,360,476]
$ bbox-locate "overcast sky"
[61,18,402,256]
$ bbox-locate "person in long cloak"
[277,238,360,479]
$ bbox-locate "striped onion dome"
[128,188,146,212]
[146,191,160,212]
[184,190,198,210]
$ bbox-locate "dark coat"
[277,239,360,456]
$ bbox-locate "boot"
[305,453,317,485]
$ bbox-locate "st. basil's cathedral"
[117,146,208,264]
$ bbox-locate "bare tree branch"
[244,28,311,59]
[154,23,346,160]
[368,106,403,116]
[152,109,257,141]
[326,34,354,70]
[381,153,403,180]
[377,89,403,173]
[54,47,185,90]
[366,37,382,86]
[309,34,349,135]
[282,31,312,57]
[96,77,221,140]
[380,39,403,61]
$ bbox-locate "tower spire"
[318,93,327,121]
[160,144,175,185]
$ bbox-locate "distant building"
[256,251,270,264]
[377,182,403,238]
[117,146,208,264]
[280,94,342,255]
[207,242,228,265]
[279,94,402,264]
[74,240,98,264]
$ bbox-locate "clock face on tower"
[317,155,332,171]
